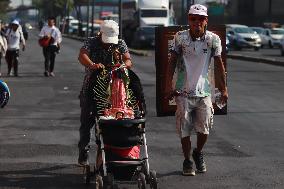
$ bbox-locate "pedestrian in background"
[169,4,228,176]
[39,16,62,77]
[5,20,25,77]
[0,20,8,77]
[77,20,133,166]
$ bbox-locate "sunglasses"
[189,16,207,22]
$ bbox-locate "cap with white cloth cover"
[188,4,208,17]
[11,20,20,25]
[100,20,119,44]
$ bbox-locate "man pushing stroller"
[77,20,134,166]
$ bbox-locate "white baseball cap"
[100,20,119,44]
[11,20,20,25]
[188,4,208,17]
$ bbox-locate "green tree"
[0,0,11,20]
[32,0,74,19]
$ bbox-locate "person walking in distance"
[5,20,25,77]
[0,20,8,77]
[169,4,228,176]
[39,16,62,77]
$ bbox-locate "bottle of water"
[214,88,226,109]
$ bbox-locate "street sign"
[155,25,227,116]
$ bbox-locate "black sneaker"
[192,148,207,173]
[44,71,49,77]
[182,159,195,176]
[78,150,89,166]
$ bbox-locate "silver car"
[226,24,262,51]
[250,27,273,48]
[269,28,284,47]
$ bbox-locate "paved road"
[228,47,284,64]
[0,30,284,189]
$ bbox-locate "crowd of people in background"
[0,19,26,77]
[0,16,62,78]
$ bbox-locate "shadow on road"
[0,164,87,189]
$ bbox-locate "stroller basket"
[99,118,146,128]
[98,118,146,147]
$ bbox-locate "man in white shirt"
[39,16,62,77]
[169,4,228,176]
[5,20,25,77]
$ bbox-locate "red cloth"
[105,145,140,159]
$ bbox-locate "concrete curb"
[227,54,284,67]
[63,34,150,56]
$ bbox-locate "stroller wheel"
[137,172,146,189]
[149,170,158,189]
[95,175,103,189]
[84,165,91,185]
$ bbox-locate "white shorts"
[175,96,214,138]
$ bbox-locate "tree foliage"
[0,0,11,19]
[32,0,74,19]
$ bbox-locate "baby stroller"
[83,49,157,189]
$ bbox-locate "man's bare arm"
[169,51,178,77]
[78,48,104,70]
[122,52,132,68]
[214,56,228,102]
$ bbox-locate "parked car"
[269,28,284,47]
[250,27,273,48]
[226,34,230,53]
[71,22,100,36]
[280,37,284,56]
[68,19,79,34]
[131,26,155,48]
[226,24,262,51]
[82,22,100,36]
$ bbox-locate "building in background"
[170,0,227,25]
[170,0,284,27]
[226,0,284,26]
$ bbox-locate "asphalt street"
[0,30,284,189]
[227,48,284,67]
[230,47,284,61]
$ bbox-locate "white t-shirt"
[171,30,222,97]
[39,25,62,46]
[5,28,25,50]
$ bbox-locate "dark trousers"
[78,91,97,152]
[5,50,19,75]
[43,45,57,72]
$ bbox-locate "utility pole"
[268,0,272,21]
[86,0,90,37]
[182,0,185,24]
[91,0,95,36]
[189,0,195,7]
[183,0,194,24]
[119,0,123,38]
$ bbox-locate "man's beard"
[192,26,204,37]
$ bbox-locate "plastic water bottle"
[214,88,226,109]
